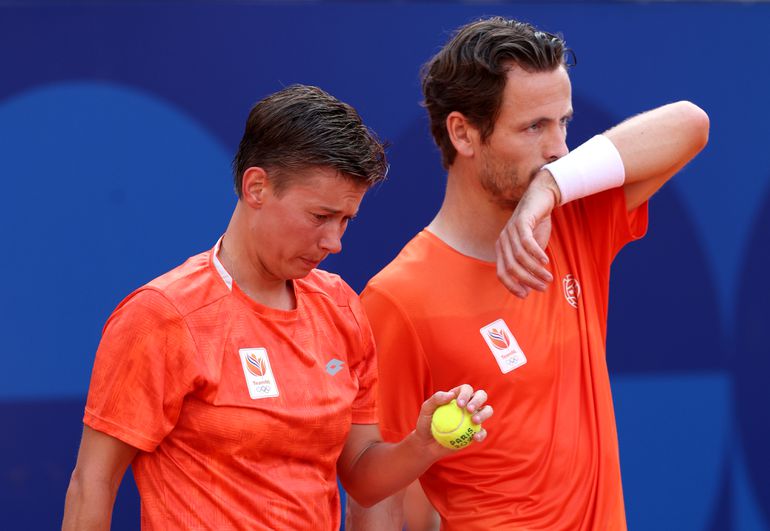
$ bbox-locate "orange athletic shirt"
[363,188,647,531]
[84,244,377,530]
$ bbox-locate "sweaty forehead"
[289,172,367,209]
[500,65,572,119]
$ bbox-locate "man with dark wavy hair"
[349,17,708,530]
[62,84,493,530]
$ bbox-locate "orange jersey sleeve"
[575,187,649,265]
[360,284,432,439]
[342,284,379,424]
[84,288,199,451]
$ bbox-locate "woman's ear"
[240,167,269,208]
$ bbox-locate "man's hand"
[496,170,561,298]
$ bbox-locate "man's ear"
[240,167,269,208]
[446,111,480,159]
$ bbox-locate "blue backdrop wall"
[1,2,768,529]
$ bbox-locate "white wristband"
[542,134,625,205]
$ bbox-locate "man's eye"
[528,122,542,131]
[313,213,329,222]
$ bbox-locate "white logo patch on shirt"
[238,348,280,399]
[562,274,581,308]
[479,319,527,374]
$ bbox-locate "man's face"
[252,167,367,281]
[477,64,573,207]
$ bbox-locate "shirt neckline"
[210,236,301,320]
[419,229,497,268]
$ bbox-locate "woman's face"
[249,167,368,281]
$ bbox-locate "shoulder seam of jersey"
[134,286,212,364]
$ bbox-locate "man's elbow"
[674,100,710,153]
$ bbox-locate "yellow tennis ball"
[431,399,481,450]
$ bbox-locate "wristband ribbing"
[543,134,625,205]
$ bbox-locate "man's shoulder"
[364,231,446,312]
[369,232,433,282]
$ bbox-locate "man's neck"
[427,168,514,262]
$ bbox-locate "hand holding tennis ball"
[431,399,482,449]
[421,385,491,451]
